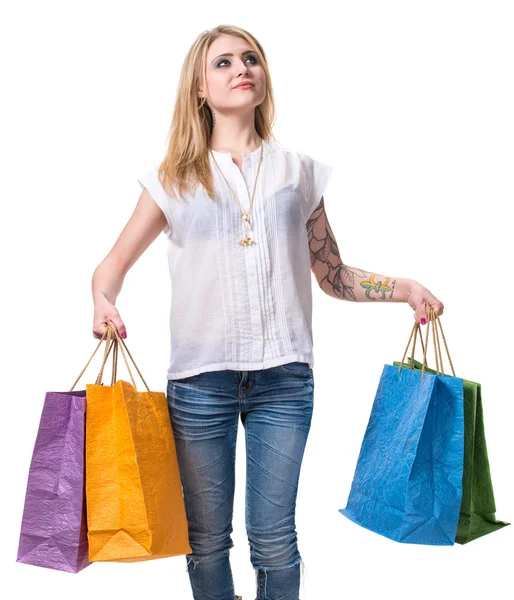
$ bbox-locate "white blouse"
[137,138,333,380]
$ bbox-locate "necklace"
[210,141,264,247]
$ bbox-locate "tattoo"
[307,197,367,300]
[360,274,392,300]
[307,198,397,302]
[335,265,368,301]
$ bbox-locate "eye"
[216,55,258,67]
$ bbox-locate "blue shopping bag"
[340,311,465,545]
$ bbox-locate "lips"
[234,81,254,89]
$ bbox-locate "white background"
[2,1,513,598]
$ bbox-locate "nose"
[238,63,249,76]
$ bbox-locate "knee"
[248,526,300,568]
[186,533,234,568]
[185,545,233,571]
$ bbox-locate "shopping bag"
[16,390,90,573]
[84,325,192,562]
[16,332,120,572]
[393,356,510,544]
[339,308,465,545]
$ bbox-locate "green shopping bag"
[393,310,510,544]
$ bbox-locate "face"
[199,34,266,113]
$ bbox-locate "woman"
[91,24,443,600]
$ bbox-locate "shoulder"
[138,163,182,200]
[268,140,325,170]
[138,163,161,186]
[267,139,304,161]
[267,141,317,180]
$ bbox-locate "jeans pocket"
[276,361,313,377]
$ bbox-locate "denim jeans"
[166,361,314,600]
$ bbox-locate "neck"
[208,114,261,153]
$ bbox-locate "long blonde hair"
[158,24,278,201]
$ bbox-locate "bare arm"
[92,187,168,304]
[307,197,412,302]
[91,188,168,338]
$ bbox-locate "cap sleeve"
[300,154,334,222]
[137,166,173,237]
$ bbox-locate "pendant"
[240,213,255,246]
[239,235,256,246]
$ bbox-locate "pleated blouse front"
[137,138,333,380]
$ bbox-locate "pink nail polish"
[121,332,127,339]
[420,318,427,325]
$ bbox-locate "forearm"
[91,257,126,306]
[319,262,412,303]
[308,199,412,304]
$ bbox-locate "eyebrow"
[212,50,255,63]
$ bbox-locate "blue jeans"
[166,361,314,600]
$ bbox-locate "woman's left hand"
[407,280,444,325]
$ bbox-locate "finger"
[428,301,444,317]
[103,318,127,339]
[413,303,428,325]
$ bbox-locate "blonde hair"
[157,24,279,201]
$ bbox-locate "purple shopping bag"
[16,390,91,573]
[17,333,118,572]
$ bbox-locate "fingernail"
[121,332,127,338]
[420,318,427,325]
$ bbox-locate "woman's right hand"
[92,297,127,340]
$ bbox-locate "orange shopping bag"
[70,326,192,562]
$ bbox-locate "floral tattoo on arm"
[307,197,361,300]
[307,197,396,301]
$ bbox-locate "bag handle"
[432,308,457,377]
[94,336,116,385]
[103,326,154,399]
[397,307,456,379]
[68,325,113,390]
[70,326,153,399]
[94,332,118,386]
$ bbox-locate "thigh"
[166,372,240,550]
[243,363,314,547]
